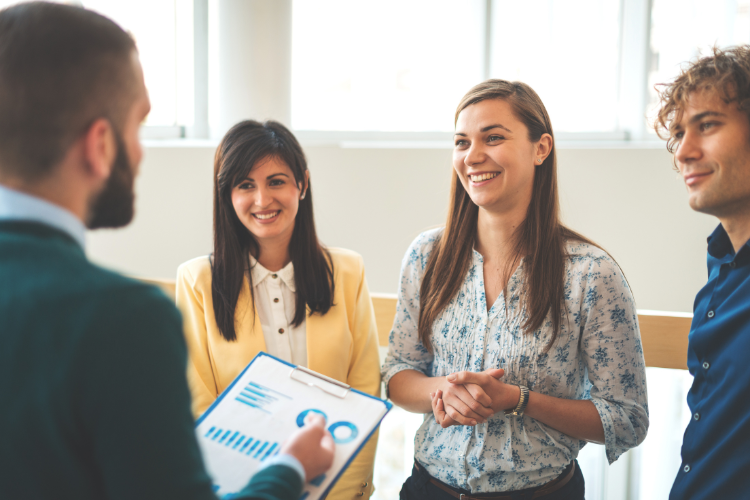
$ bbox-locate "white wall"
[87,143,715,313]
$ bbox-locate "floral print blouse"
[382,229,649,493]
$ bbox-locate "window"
[291,0,486,132]
[0,0,196,134]
[648,0,750,118]
[489,0,622,133]
[82,0,195,130]
[292,0,624,134]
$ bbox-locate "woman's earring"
[537,158,543,164]
[300,192,306,200]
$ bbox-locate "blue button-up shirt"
[670,224,750,499]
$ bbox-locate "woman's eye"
[673,131,684,140]
[700,122,716,132]
[270,179,285,186]
[487,135,504,142]
[455,140,468,147]
[237,182,253,190]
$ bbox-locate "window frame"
[149,0,658,145]
[287,0,658,145]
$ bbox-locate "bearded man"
[0,3,332,499]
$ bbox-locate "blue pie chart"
[328,421,358,444]
[296,409,327,427]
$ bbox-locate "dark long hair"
[418,80,596,352]
[212,120,334,341]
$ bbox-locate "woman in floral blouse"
[382,80,649,499]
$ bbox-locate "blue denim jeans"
[399,460,585,500]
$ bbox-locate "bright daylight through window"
[0,0,194,130]
[489,0,621,133]
[291,0,486,132]
[648,0,750,120]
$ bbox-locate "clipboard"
[194,352,392,499]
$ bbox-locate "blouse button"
[683,464,691,473]
[702,361,710,370]
[278,328,285,334]
[271,273,278,279]
[693,412,700,421]
[730,261,737,268]
[273,298,280,303]
[707,310,715,318]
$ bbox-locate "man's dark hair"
[0,1,137,181]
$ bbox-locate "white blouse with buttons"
[249,256,307,367]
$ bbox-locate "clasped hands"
[428,368,522,428]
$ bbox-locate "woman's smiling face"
[453,98,541,215]
[231,155,306,247]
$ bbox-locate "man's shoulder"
[95,269,178,317]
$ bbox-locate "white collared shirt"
[0,184,86,248]
[249,256,307,367]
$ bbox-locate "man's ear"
[82,118,117,182]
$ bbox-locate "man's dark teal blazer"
[0,220,302,500]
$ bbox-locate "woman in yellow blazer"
[176,120,381,500]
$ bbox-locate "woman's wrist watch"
[504,385,529,417]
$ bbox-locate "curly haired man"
[654,45,750,500]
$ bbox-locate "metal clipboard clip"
[289,366,351,399]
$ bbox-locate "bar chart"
[234,380,292,414]
[203,426,280,461]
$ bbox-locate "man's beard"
[87,130,135,229]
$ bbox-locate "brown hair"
[0,2,137,181]
[212,120,334,342]
[418,79,595,352]
[654,45,750,153]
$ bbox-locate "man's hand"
[279,414,335,481]
[446,368,518,413]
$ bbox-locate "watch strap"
[504,385,529,416]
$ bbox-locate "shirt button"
[273,298,280,303]
[271,274,278,279]
[693,412,700,421]
[278,328,285,334]
[683,464,691,473]
[703,361,710,370]
[730,261,737,268]
[707,310,715,318]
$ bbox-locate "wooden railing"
[142,281,691,371]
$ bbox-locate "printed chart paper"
[195,352,391,499]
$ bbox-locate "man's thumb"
[485,368,505,379]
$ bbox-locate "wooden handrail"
[139,281,691,370]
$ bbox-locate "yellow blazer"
[176,247,381,500]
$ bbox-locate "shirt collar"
[0,184,86,249]
[249,255,296,292]
[707,224,750,260]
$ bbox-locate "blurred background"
[2,1,747,498]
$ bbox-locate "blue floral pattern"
[382,229,649,493]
